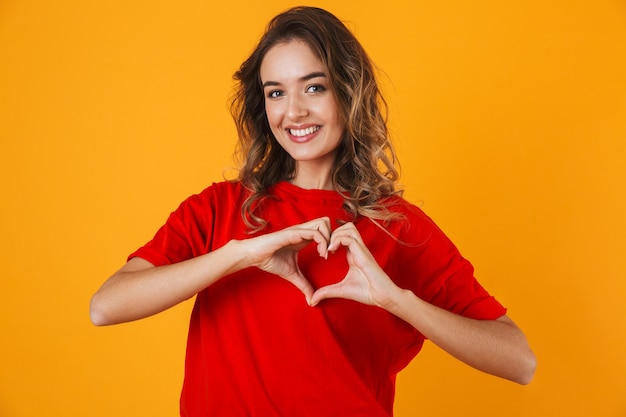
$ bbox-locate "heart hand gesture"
[245,218,399,309]
[310,222,400,309]
[245,217,332,304]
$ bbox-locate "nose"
[286,94,308,119]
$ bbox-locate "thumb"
[286,269,315,306]
[309,282,344,307]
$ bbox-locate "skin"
[261,40,345,190]
[90,40,536,385]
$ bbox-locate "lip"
[286,125,322,144]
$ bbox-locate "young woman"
[91,6,535,416]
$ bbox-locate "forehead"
[260,40,327,82]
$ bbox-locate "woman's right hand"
[91,217,332,325]
[242,217,332,304]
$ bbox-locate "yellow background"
[1,0,625,415]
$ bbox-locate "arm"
[387,292,536,384]
[90,241,245,326]
[90,217,333,326]
[310,222,536,385]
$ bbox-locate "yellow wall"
[1,1,625,415]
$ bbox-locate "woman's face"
[260,40,345,177]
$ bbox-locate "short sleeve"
[395,203,507,321]
[127,191,214,267]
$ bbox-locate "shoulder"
[184,180,250,206]
[164,180,251,236]
[384,195,437,228]
[163,181,250,224]
[377,195,448,247]
[198,180,248,197]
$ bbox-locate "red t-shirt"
[129,181,506,416]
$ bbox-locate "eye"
[306,84,326,93]
[267,90,284,99]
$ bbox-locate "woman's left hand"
[310,223,537,385]
[310,222,401,309]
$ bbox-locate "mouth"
[288,125,321,137]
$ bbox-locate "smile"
[288,126,321,137]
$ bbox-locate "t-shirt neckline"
[271,181,347,206]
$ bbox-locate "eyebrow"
[262,71,327,88]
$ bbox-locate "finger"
[310,281,344,307]
[301,220,332,257]
[282,257,315,304]
[280,228,326,249]
[328,227,362,253]
[314,216,332,242]
[286,218,332,254]
[330,222,361,240]
[308,217,332,252]
[302,228,330,258]
[333,221,356,232]
[313,218,332,257]
[296,216,332,239]
[327,235,376,272]
[281,272,314,305]
[292,273,315,305]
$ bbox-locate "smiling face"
[260,40,345,188]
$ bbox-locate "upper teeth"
[289,126,320,137]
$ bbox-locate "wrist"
[222,239,252,272]
[382,287,421,318]
[377,284,410,313]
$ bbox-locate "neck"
[290,161,334,190]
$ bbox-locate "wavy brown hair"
[230,6,402,230]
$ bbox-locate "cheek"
[264,102,282,127]
[326,110,344,135]
[319,98,342,127]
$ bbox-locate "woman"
[91,6,536,416]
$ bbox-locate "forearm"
[91,217,333,326]
[90,239,248,326]
[386,288,536,384]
